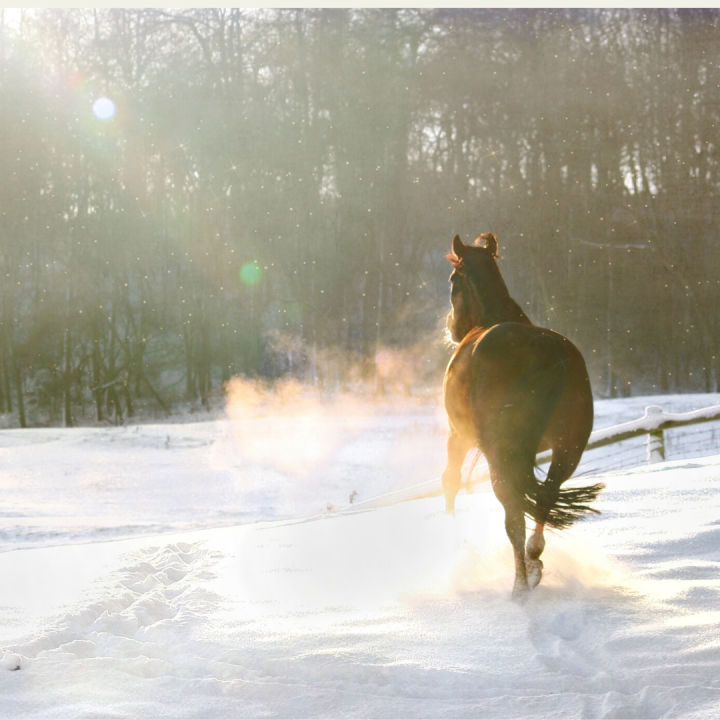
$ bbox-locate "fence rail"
[537,403,720,466]
[337,403,720,514]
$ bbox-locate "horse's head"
[446,233,505,342]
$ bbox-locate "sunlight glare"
[92,96,116,121]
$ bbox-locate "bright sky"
[2,8,25,29]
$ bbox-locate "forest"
[0,8,719,426]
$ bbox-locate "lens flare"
[240,262,262,285]
[92,97,116,121]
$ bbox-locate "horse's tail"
[523,478,605,531]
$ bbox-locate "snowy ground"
[1,393,720,717]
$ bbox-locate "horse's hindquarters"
[468,323,593,470]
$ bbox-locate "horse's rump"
[468,324,567,456]
[468,322,602,528]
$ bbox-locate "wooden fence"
[537,403,720,466]
[338,403,720,514]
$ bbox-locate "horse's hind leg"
[524,452,576,588]
[524,478,560,590]
[442,431,473,514]
[489,458,533,602]
[504,500,529,601]
[525,524,545,590]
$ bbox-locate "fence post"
[645,405,666,464]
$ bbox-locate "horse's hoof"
[526,531,545,561]
[526,558,543,589]
[511,580,530,603]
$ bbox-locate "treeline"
[0,9,719,426]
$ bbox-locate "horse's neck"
[475,274,534,327]
[499,296,533,326]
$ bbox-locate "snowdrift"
[2,452,720,718]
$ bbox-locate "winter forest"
[1,8,719,428]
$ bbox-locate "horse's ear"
[452,234,466,258]
[479,232,499,258]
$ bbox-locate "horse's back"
[469,322,579,394]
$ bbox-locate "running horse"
[443,233,604,601]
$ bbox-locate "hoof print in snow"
[1,653,22,671]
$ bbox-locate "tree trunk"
[63,323,73,427]
[12,351,26,429]
[92,339,104,422]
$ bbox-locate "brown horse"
[442,233,604,601]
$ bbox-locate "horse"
[442,232,604,601]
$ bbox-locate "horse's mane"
[449,326,488,361]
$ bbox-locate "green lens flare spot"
[240,262,262,285]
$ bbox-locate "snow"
[1,393,720,717]
[0,653,20,672]
[0,411,450,552]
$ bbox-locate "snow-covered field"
[1,393,720,717]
